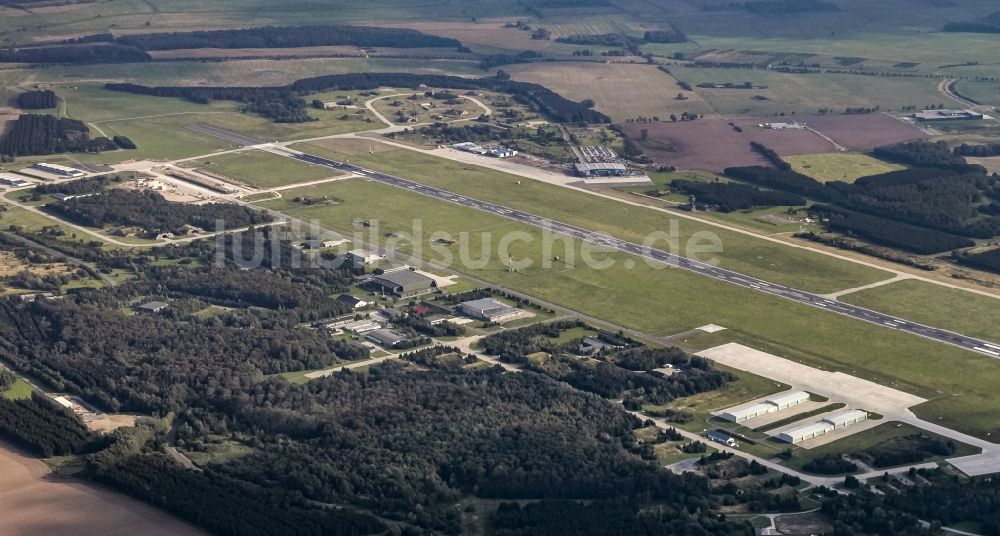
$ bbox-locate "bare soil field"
[0,442,205,536]
[505,62,717,122]
[622,117,833,171]
[801,114,925,150]
[967,156,1000,175]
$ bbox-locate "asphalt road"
[286,150,1000,358]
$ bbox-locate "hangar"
[720,390,810,423]
[777,409,868,443]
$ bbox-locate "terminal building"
[31,162,84,177]
[777,409,868,444]
[720,390,810,423]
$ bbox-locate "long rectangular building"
[720,390,810,423]
[777,409,868,443]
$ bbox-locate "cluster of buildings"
[912,109,984,122]
[452,142,518,158]
[718,389,869,444]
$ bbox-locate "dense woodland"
[724,142,1000,252]
[670,179,806,212]
[0,114,115,157]
[106,71,611,124]
[0,44,151,64]
[0,392,99,457]
[46,189,273,235]
[15,89,57,109]
[954,142,1000,157]
[34,174,124,195]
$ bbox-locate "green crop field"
[257,177,1000,442]
[1,378,33,400]
[294,138,892,294]
[193,150,341,189]
[786,153,905,183]
[840,279,1000,343]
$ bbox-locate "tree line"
[956,247,1000,274]
[671,178,806,212]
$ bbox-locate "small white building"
[342,320,381,334]
[721,402,778,423]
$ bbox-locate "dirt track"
[0,442,205,536]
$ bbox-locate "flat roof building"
[32,162,84,177]
[366,328,410,348]
[914,109,984,121]
[574,162,628,178]
[345,249,384,267]
[342,320,381,333]
[822,409,868,429]
[778,421,834,444]
[720,390,809,423]
[368,270,436,297]
[456,298,523,323]
[0,174,31,187]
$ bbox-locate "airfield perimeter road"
[190,125,1000,358]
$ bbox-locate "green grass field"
[840,279,1000,343]
[293,138,892,294]
[1,378,33,400]
[194,150,340,189]
[257,177,1000,441]
[786,153,905,183]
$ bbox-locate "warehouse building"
[32,162,84,177]
[456,298,524,323]
[913,109,984,121]
[777,409,868,443]
[574,162,628,178]
[366,329,410,348]
[720,390,810,423]
[367,270,437,297]
[0,174,31,187]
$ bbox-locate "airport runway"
[194,127,1000,357]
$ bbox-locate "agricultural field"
[504,62,717,122]
[192,150,341,189]
[620,118,834,172]
[840,279,1000,343]
[257,177,1000,441]
[0,442,206,536]
[786,153,906,183]
[295,137,892,294]
[665,66,949,117]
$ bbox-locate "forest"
[811,205,975,254]
[954,142,1000,157]
[46,189,273,235]
[15,89,57,109]
[670,178,806,212]
[106,71,611,124]
[0,114,116,157]
[34,174,124,195]
[0,392,99,457]
[873,140,983,173]
[490,500,744,535]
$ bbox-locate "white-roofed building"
[721,402,778,423]
[778,421,834,444]
[32,162,84,177]
[765,390,810,410]
[822,409,868,429]
[456,298,523,323]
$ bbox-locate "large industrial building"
[456,298,524,323]
[367,270,437,297]
[0,174,31,187]
[913,109,984,121]
[777,409,868,444]
[720,390,810,423]
[574,162,628,178]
